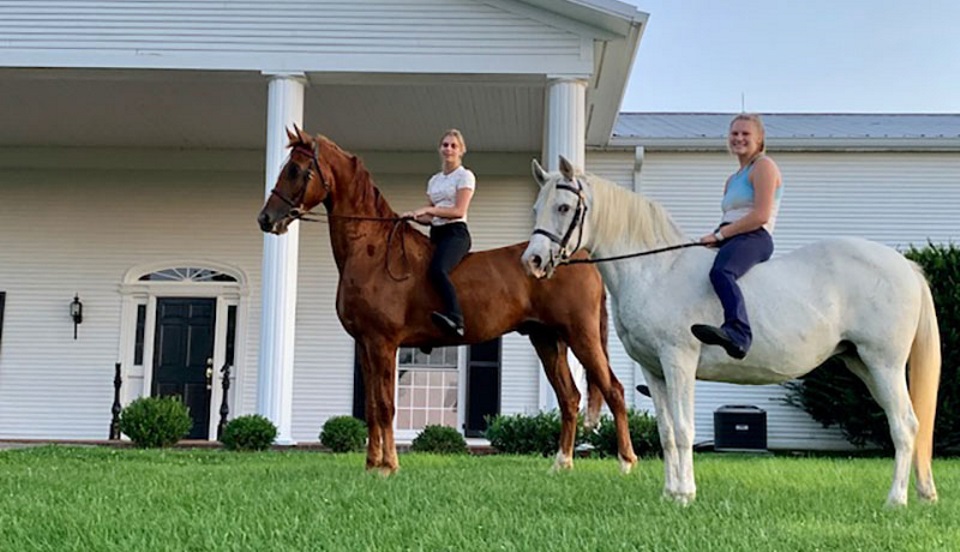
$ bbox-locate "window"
[133,304,146,366]
[138,267,237,282]
[225,305,238,366]
[396,347,459,430]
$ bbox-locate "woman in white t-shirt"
[403,129,476,336]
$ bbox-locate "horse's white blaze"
[524,166,942,506]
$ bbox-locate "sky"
[617,0,960,114]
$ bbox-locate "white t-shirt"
[426,165,476,226]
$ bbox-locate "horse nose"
[257,211,272,232]
[530,255,542,269]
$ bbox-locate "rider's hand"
[699,233,720,247]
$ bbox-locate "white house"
[1,1,957,450]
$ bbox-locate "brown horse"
[258,127,636,474]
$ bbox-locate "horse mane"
[584,173,687,249]
[310,134,404,223]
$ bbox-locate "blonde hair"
[439,129,467,154]
[728,113,766,158]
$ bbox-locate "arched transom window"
[138,267,238,283]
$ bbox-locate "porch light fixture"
[70,294,83,339]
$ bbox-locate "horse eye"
[558,204,570,214]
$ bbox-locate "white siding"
[0,160,266,439]
[631,149,960,449]
[0,0,591,74]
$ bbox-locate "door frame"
[118,260,249,440]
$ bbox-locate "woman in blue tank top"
[691,113,783,359]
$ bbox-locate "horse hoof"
[550,453,574,473]
[885,498,908,508]
[618,454,637,475]
[663,490,696,506]
[916,482,938,503]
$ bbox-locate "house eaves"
[518,0,648,148]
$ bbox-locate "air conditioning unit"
[713,405,767,452]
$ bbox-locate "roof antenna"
[740,92,745,113]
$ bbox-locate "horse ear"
[531,159,547,188]
[286,126,298,143]
[559,156,575,181]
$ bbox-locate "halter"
[532,178,588,263]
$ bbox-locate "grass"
[1,447,959,551]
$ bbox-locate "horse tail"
[908,261,941,499]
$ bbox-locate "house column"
[257,72,306,444]
[541,77,587,171]
[539,76,588,411]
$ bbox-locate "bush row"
[119,397,659,458]
[119,396,279,451]
[484,408,661,458]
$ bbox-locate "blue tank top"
[720,157,782,233]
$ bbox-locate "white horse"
[521,157,941,507]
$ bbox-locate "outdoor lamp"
[70,294,83,339]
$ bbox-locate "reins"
[295,210,419,282]
[564,241,707,264]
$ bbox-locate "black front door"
[152,298,216,439]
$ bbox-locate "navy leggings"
[709,226,774,351]
[429,222,471,324]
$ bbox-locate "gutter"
[607,137,960,152]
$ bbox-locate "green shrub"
[320,415,367,452]
[411,425,468,454]
[586,408,661,458]
[220,415,277,451]
[782,242,960,452]
[484,410,585,456]
[118,396,192,448]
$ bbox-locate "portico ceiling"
[0,68,546,153]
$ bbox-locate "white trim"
[457,344,468,435]
[1,52,595,76]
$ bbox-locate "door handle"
[205,357,214,390]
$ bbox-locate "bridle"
[532,178,588,265]
[531,177,707,267]
[268,140,331,217]
[265,139,416,281]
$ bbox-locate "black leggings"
[428,222,471,324]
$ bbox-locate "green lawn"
[1,446,958,551]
